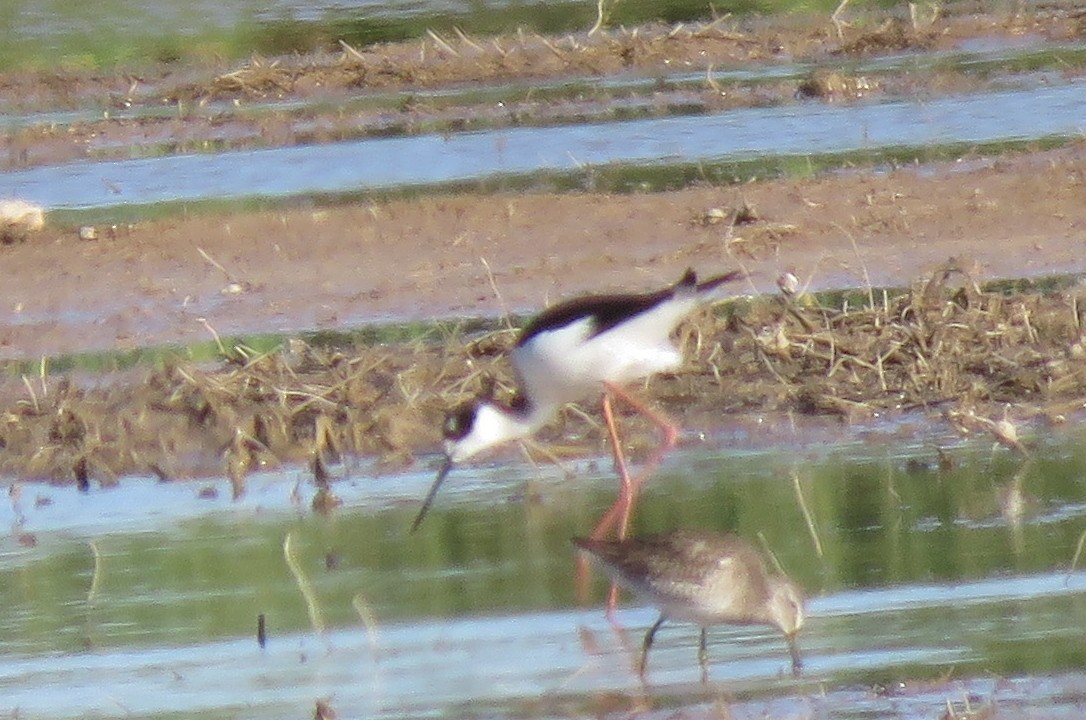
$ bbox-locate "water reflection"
[1,427,1086,717]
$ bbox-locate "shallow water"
[4,76,1084,211]
[3,423,1086,718]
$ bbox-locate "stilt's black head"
[443,402,478,442]
[412,391,532,533]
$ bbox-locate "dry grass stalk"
[338,39,366,63]
[1068,528,1086,583]
[426,29,459,57]
[453,26,485,53]
[1,269,1085,483]
[284,531,325,635]
[588,0,610,36]
[212,56,293,97]
[536,34,567,62]
[87,541,103,602]
[791,468,824,558]
[352,592,380,653]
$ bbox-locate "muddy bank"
[2,4,1085,171]
[1,1,1086,486]
[3,2,1081,114]
[2,144,1085,361]
[2,267,1082,486]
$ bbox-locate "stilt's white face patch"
[443,401,535,463]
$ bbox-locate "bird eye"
[443,405,475,440]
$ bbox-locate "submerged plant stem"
[284,531,325,635]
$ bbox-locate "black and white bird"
[411,268,744,535]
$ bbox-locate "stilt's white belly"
[512,314,684,409]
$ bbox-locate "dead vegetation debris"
[0,0,1079,127]
[711,264,1086,423]
[0,199,45,244]
[211,55,296,98]
[796,69,877,101]
[834,17,937,56]
[183,15,859,102]
[2,266,1085,489]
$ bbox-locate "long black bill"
[410,456,454,533]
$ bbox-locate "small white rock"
[777,271,799,296]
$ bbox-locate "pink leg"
[595,391,635,539]
[584,384,681,623]
[599,392,632,623]
[595,381,680,537]
[576,393,634,620]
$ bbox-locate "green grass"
[0,0,857,72]
[0,318,503,377]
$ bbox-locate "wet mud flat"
[2,2,1086,170]
[4,5,1086,720]
[2,0,1086,488]
[2,266,1083,488]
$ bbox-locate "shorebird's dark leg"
[787,632,803,677]
[698,628,709,683]
[639,614,667,680]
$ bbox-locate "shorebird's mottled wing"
[574,531,772,623]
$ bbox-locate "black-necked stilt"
[573,529,805,682]
[410,268,744,537]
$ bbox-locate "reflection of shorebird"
[574,530,805,682]
[410,268,745,537]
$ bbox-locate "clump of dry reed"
[1,267,1084,489]
[677,262,1086,426]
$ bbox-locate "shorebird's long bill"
[787,633,802,677]
[410,456,454,533]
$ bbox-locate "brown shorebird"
[411,268,745,545]
[574,529,805,681]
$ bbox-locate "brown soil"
[5,147,1084,360]
[1,3,1085,487]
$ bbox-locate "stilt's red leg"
[589,384,680,541]
[576,392,634,619]
[603,381,680,523]
[575,381,681,631]
[596,391,635,538]
[585,385,681,623]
